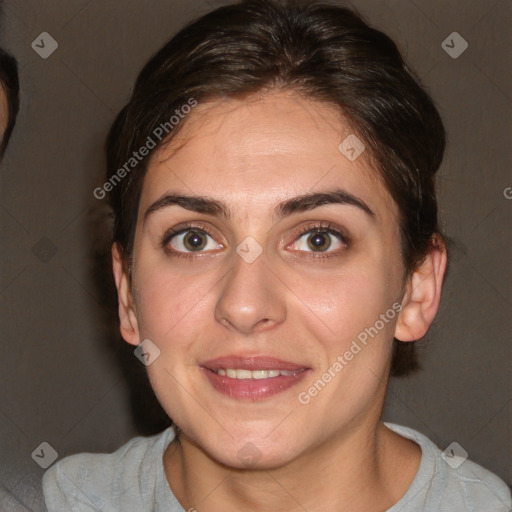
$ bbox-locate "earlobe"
[112,243,140,346]
[395,237,447,342]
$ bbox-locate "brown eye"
[289,226,347,256]
[182,231,208,251]
[307,231,332,252]
[166,229,221,254]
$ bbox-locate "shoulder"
[385,423,511,511]
[43,428,176,512]
[445,457,512,511]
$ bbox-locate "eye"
[163,226,223,255]
[289,224,347,255]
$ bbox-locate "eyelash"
[161,221,349,260]
[288,221,349,260]
[161,223,218,260]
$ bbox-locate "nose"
[214,249,287,335]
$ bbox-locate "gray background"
[0,0,510,510]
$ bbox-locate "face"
[116,91,412,469]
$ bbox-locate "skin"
[113,91,447,511]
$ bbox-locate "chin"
[195,428,304,470]
[211,444,299,471]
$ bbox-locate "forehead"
[140,91,397,223]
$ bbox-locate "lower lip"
[201,368,309,400]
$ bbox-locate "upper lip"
[201,355,309,372]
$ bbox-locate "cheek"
[290,265,401,426]
[291,258,401,351]
[132,266,214,418]
[132,262,215,347]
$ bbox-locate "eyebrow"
[143,188,375,222]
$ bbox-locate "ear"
[395,236,447,342]
[112,243,140,346]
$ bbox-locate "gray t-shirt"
[43,423,512,511]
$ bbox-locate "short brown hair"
[105,0,446,376]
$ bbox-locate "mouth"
[215,368,301,379]
[200,355,310,400]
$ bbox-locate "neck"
[163,419,421,512]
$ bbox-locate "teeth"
[216,368,300,379]
[252,370,269,379]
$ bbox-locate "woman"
[43,0,511,510]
